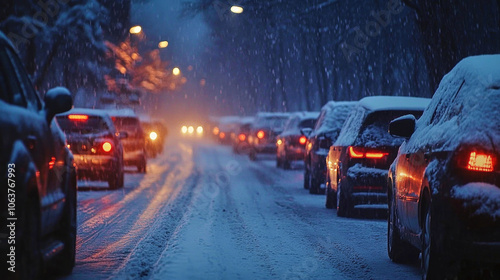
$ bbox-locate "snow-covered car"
[0,32,76,278]
[387,55,500,279]
[276,111,319,169]
[109,109,147,173]
[248,112,291,160]
[304,101,357,194]
[231,117,254,154]
[326,96,430,216]
[56,109,125,189]
[215,116,241,144]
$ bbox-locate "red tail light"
[68,114,88,121]
[219,132,226,139]
[48,157,56,169]
[238,133,246,141]
[467,152,494,172]
[102,142,112,152]
[299,136,307,145]
[349,146,388,159]
[257,130,265,139]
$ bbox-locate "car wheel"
[249,150,257,161]
[325,178,336,209]
[283,155,291,170]
[422,201,446,280]
[387,186,419,263]
[276,154,282,168]
[54,171,77,275]
[117,169,124,189]
[137,156,147,173]
[336,182,351,217]
[18,196,41,280]
[309,172,323,194]
[304,165,310,189]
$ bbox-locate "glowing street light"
[158,41,169,48]
[231,5,244,14]
[129,25,142,34]
[172,67,181,76]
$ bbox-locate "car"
[109,109,147,173]
[180,124,204,137]
[276,112,319,169]
[56,109,126,189]
[215,116,241,144]
[0,32,76,278]
[142,120,167,158]
[326,96,430,216]
[231,117,254,154]
[387,55,500,279]
[248,112,291,160]
[304,102,357,194]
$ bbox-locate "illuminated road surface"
[58,138,421,280]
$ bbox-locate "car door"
[393,142,412,229]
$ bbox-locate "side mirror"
[389,114,416,138]
[44,87,73,123]
[118,131,129,139]
[300,128,313,136]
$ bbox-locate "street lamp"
[172,67,180,76]
[129,25,142,34]
[158,41,169,48]
[230,5,243,14]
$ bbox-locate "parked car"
[387,55,500,279]
[109,109,147,173]
[326,96,430,216]
[231,117,254,154]
[56,109,125,189]
[276,112,319,169]
[248,112,290,160]
[216,116,241,144]
[304,102,357,194]
[0,32,76,278]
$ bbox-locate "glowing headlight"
[188,126,194,134]
[149,131,158,140]
[196,126,203,134]
[181,126,188,134]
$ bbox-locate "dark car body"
[387,55,500,279]
[276,112,319,169]
[326,96,430,216]
[109,109,147,173]
[0,32,76,278]
[248,112,290,160]
[304,102,356,194]
[56,109,125,189]
[231,117,254,154]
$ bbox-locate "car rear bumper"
[254,143,277,154]
[285,146,305,160]
[345,165,388,205]
[74,155,119,180]
[123,149,145,165]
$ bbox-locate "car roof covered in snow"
[359,96,430,112]
[288,111,320,120]
[255,112,291,118]
[107,108,138,118]
[404,54,500,152]
[311,101,357,138]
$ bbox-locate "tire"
[137,156,147,173]
[17,196,42,280]
[422,200,446,280]
[325,186,336,209]
[336,182,351,217]
[276,154,282,168]
[309,172,324,194]
[54,171,77,275]
[387,186,419,263]
[283,156,291,170]
[108,168,124,190]
[304,166,310,189]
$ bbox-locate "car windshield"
[57,116,110,135]
[299,119,316,129]
[355,110,423,148]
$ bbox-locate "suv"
[304,102,356,194]
[109,109,147,173]
[248,113,290,160]
[276,112,319,169]
[0,32,76,278]
[56,109,125,189]
[387,55,500,279]
[326,96,430,216]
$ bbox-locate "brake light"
[257,130,265,139]
[349,146,364,158]
[467,152,494,172]
[349,146,388,159]
[219,132,226,139]
[299,136,307,145]
[68,114,88,121]
[238,133,246,141]
[213,127,220,135]
[48,157,56,169]
[102,142,112,152]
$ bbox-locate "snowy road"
[57,138,421,280]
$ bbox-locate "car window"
[112,117,143,137]
[299,119,316,129]
[5,48,42,111]
[334,106,365,146]
[0,48,26,107]
[0,49,11,103]
[56,115,110,135]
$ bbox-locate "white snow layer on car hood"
[408,54,500,152]
[451,183,500,218]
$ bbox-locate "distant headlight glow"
[181,126,188,134]
[149,131,158,140]
[197,126,203,134]
[188,126,194,134]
